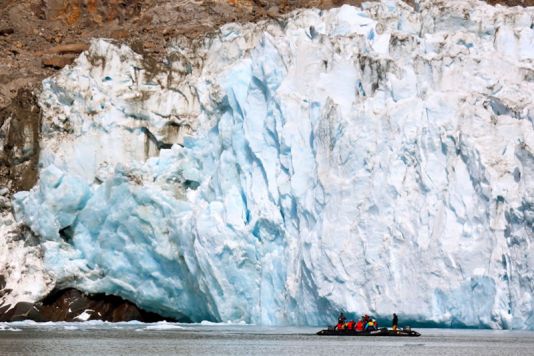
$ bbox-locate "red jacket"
[355,320,364,331]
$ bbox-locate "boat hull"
[316,328,421,337]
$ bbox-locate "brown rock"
[37,288,173,322]
[111,29,129,39]
[486,0,534,5]
[111,303,143,322]
[0,304,12,319]
[0,89,40,192]
[47,43,89,55]
[0,28,14,36]
[40,0,143,24]
[10,302,47,322]
[0,288,174,322]
[42,55,76,69]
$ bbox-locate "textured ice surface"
[11,0,534,328]
[0,211,53,309]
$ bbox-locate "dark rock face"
[0,288,173,322]
[0,88,40,193]
[486,0,534,5]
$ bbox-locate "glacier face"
[11,0,534,328]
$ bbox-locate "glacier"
[7,0,534,328]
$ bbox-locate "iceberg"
[9,0,534,328]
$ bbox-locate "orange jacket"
[355,320,364,331]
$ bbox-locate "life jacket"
[355,320,364,331]
[347,320,355,330]
[366,321,376,330]
[336,323,344,330]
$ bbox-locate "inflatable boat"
[316,327,421,337]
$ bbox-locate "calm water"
[1,321,533,356]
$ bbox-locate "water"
[1,322,533,356]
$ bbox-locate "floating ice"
[200,320,249,326]
[0,324,22,332]
[74,310,93,322]
[144,322,185,330]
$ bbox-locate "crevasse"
[12,0,534,328]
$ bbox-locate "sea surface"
[1,321,533,356]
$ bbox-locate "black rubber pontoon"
[316,327,421,337]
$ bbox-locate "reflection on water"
[1,322,533,356]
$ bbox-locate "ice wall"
[12,0,534,328]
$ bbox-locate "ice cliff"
[6,0,534,328]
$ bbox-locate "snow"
[74,310,94,321]
[143,321,185,330]
[7,0,534,329]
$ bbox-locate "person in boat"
[338,312,346,324]
[346,319,355,330]
[362,314,370,329]
[355,318,364,331]
[392,313,398,331]
[365,318,377,331]
[336,312,346,330]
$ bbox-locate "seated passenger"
[355,319,364,331]
[335,312,346,330]
[346,320,355,330]
[365,319,376,331]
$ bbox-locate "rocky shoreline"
[0,288,173,322]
